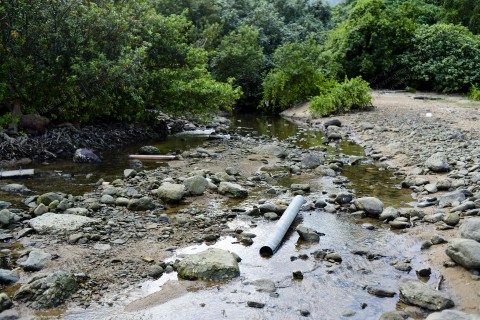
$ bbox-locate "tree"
[402,24,480,93]
[441,0,480,34]
[210,26,265,106]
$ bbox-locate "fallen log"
[0,169,35,178]
[128,155,176,161]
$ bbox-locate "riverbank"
[282,90,480,315]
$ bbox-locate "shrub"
[310,77,372,116]
[468,84,480,101]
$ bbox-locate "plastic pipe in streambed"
[259,195,305,257]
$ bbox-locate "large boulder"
[425,152,450,172]
[177,248,240,281]
[399,280,454,311]
[0,210,21,227]
[18,249,52,271]
[426,310,480,320]
[127,197,155,211]
[19,113,50,135]
[296,225,320,242]
[36,192,64,206]
[445,238,480,269]
[379,207,400,221]
[29,212,98,234]
[0,269,19,285]
[0,184,31,193]
[183,176,209,196]
[353,197,384,217]
[301,153,324,169]
[439,191,466,208]
[218,182,248,199]
[139,145,161,155]
[73,148,101,164]
[459,217,480,242]
[153,183,185,203]
[13,271,79,309]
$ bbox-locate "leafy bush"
[469,84,480,101]
[310,77,372,116]
[402,24,480,93]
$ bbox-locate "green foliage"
[402,24,480,93]
[0,0,240,123]
[468,84,480,101]
[210,26,265,104]
[310,77,372,116]
[326,0,417,82]
[0,112,13,130]
[260,39,335,110]
[440,0,480,34]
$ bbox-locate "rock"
[0,202,11,210]
[0,184,30,193]
[123,169,137,178]
[451,201,476,213]
[416,267,432,277]
[100,195,114,204]
[359,122,374,130]
[0,269,19,285]
[291,184,311,192]
[218,182,248,199]
[296,226,320,242]
[424,213,445,224]
[36,192,64,206]
[19,113,49,135]
[29,212,98,234]
[292,270,304,280]
[445,238,480,269]
[367,286,396,298]
[335,193,353,205]
[64,207,90,216]
[0,294,12,312]
[139,145,161,155]
[324,119,342,127]
[73,148,101,164]
[389,219,410,229]
[439,191,466,208]
[399,280,454,311]
[425,152,450,172]
[325,252,342,262]
[459,217,480,242]
[0,309,19,320]
[33,203,48,216]
[250,279,276,293]
[380,207,400,221]
[379,311,407,320]
[301,153,324,169]
[394,263,412,272]
[315,166,336,177]
[442,212,460,226]
[19,249,52,271]
[0,210,19,227]
[183,176,209,196]
[127,197,155,211]
[425,310,480,320]
[177,248,240,281]
[154,183,185,202]
[425,183,438,193]
[436,179,453,191]
[264,212,278,220]
[13,271,79,309]
[247,301,265,308]
[148,265,164,279]
[115,197,130,206]
[431,234,448,245]
[353,197,384,217]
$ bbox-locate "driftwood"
[0,169,34,178]
[128,155,176,161]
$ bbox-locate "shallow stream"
[2,114,432,320]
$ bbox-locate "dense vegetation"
[1,0,479,126]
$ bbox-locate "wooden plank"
[128,155,176,161]
[0,169,35,178]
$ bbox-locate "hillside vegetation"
[1,0,479,125]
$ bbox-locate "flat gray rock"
[399,280,454,311]
[154,183,185,202]
[218,182,248,199]
[29,213,98,234]
[445,238,480,270]
[183,176,209,196]
[425,310,480,320]
[177,248,240,281]
[425,152,450,172]
[354,197,384,217]
[459,217,480,242]
[19,249,52,271]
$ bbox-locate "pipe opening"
[259,246,273,257]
